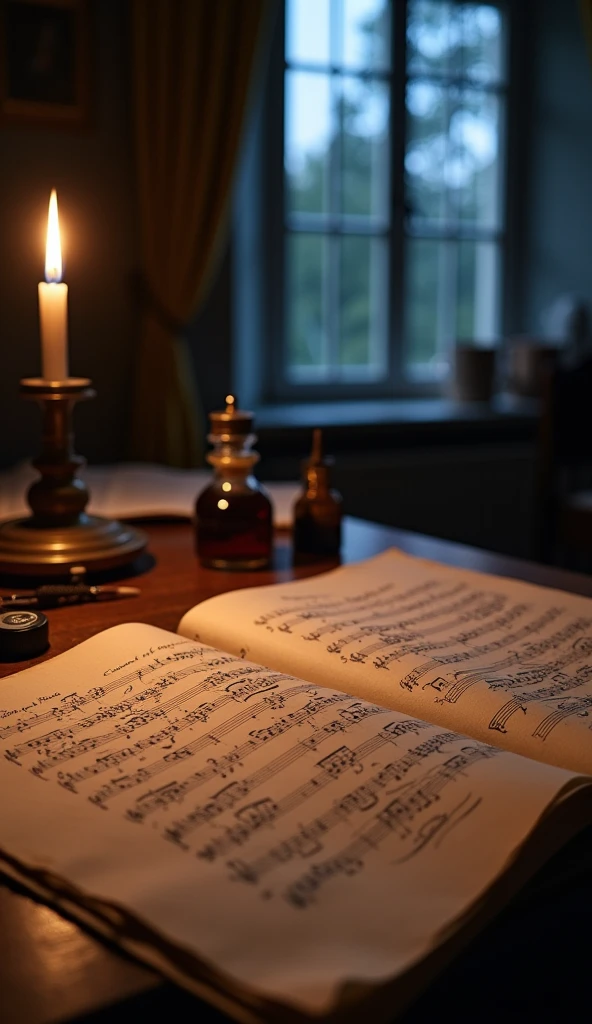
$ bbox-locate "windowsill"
[256,393,537,429]
[253,394,540,466]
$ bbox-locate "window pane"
[405,80,447,222]
[285,70,331,215]
[286,0,330,65]
[406,84,503,229]
[460,5,504,84]
[286,233,329,375]
[404,238,453,372]
[339,236,388,375]
[448,88,503,227]
[457,240,500,342]
[342,0,391,70]
[407,1,504,82]
[407,0,460,77]
[341,76,389,219]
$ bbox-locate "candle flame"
[45,189,62,283]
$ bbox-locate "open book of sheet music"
[1,549,592,1023]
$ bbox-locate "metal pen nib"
[86,586,141,602]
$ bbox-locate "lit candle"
[38,190,68,381]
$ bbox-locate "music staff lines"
[398,614,589,694]
[254,582,397,629]
[333,593,512,664]
[228,744,497,905]
[165,721,417,850]
[187,726,450,861]
[491,690,592,737]
[365,600,534,668]
[136,700,392,830]
[442,629,592,710]
[381,606,561,679]
[25,679,311,776]
[46,681,321,790]
[4,662,296,765]
[254,580,446,632]
[0,645,232,743]
[301,584,470,643]
[532,695,592,740]
[89,691,352,809]
[482,654,592,696]
[281,585,443,633]
[317,589,490,657]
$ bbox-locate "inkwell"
[194,396,273,569]
[293,428,342,561]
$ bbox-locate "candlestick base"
[0,376,148,577]
[0,515,147,576]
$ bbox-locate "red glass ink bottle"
[194,396,273,570]
[293,428,342,560]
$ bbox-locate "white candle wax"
[38,282,69,381]
[39,190,69,382]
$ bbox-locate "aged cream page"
[179,550,592,774]
[0,622,584,1017]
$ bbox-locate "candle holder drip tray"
[0,378,147,577]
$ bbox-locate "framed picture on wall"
[0,0,90,127]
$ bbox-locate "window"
[262,0,508,399]
[403,1,506,381]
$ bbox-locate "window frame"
[242,0,518,407]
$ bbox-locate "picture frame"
[0,0,90,127]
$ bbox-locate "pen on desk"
[0,584,141,610]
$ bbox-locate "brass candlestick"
[0,378,147,576]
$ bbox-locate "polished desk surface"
[1,517,592,1024]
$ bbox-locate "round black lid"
[0,610,49,662]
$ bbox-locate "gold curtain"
[130,0,273,467]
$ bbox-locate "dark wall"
[521,0,592,334]
[0,0,137,467]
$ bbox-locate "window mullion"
[327,39,341,374]
[390,0,407,391]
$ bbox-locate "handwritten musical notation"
[0,630,505,909]
[200,553,592,773]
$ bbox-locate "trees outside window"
[280,0,507,394]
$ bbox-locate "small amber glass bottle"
[293,429,342,560]
[194,396,273,570]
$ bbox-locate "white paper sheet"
[179,548,592,774]
[0,622,584,1016]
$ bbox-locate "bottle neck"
[207,443,260,481]
[304,466,330,498]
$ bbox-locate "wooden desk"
[1,518,591,1024]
